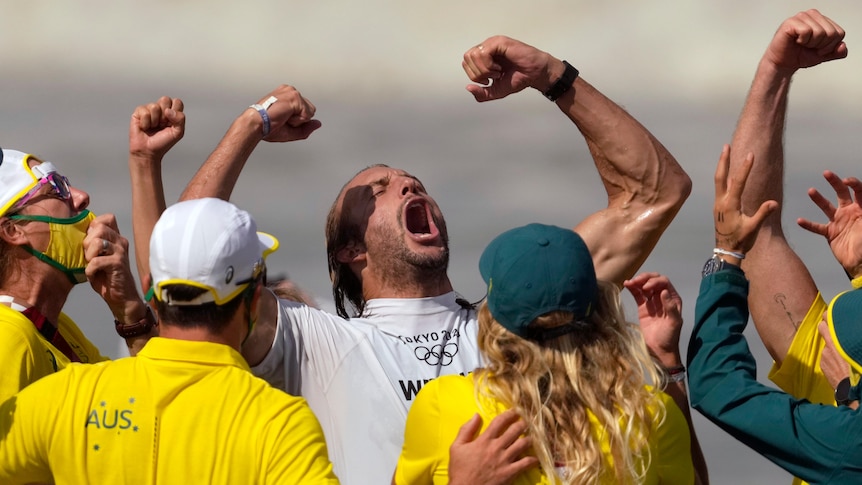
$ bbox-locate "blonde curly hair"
[476,280,665,484]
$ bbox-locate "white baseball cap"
[0,149,52,216]
[149,198,279,305]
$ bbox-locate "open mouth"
[404,199,440,242]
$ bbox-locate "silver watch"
[702,255,738,278]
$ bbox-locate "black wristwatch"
[701,255,739,278]
[835,377,857,406]
[543,61,579,101]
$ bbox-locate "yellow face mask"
[9,210,96,284]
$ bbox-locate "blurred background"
[2,1,861,483]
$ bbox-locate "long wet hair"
[476,280,664,484]
[325,164,464,318]
[324,164,391,319]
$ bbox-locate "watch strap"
[702,255,740,278]
[543,61,579,101]
[115,306,158,339]
[835,377,861,406]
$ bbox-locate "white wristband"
[249,96,278,137]
[713,248,745,260]
[668,369,686,383]
[663,364,686,383]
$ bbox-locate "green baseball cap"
[827,289,862,374]
[479,223,598,340]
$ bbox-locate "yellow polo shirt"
[0,337,339,485]
[0,303,107,402]
[395,373,693,485]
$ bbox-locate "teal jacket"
[687,267,862,484]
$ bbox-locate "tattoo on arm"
[774,293,801,330]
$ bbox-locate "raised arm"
[128,96,185,292]
[462,36,690,285]
[729,9,847,364]
[179,85,320,201]
[624,272,708,485]
[83,213,157,355]
[685,144,862,484]
[173,86,319,366]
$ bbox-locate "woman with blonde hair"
[393,223,696,485]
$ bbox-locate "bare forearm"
[654,353,691,425]
[461,40,686,284]
[560,78,685,205]
[652,347,708,485]
[562,76,689,284]
[180,111,263,201]
[731,59,793,210]
[531,57,683,203]
[731,58,817,365]
[129,154,166,291]
[663,379,709,485]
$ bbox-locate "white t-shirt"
[252,291,480,485]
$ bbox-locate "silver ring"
[101,239,109,252]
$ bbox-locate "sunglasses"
[13,170,72,210]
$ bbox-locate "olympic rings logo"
[414,343,459,366]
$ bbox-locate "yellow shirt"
[768,293,833,405]
[0,337,339,485]
[0,303,107,402]
[395,373,694,485]
[767,293,831,485]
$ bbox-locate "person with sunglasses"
[0,148,155,403]
[0,197,339,484]
[146,35,695,485]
